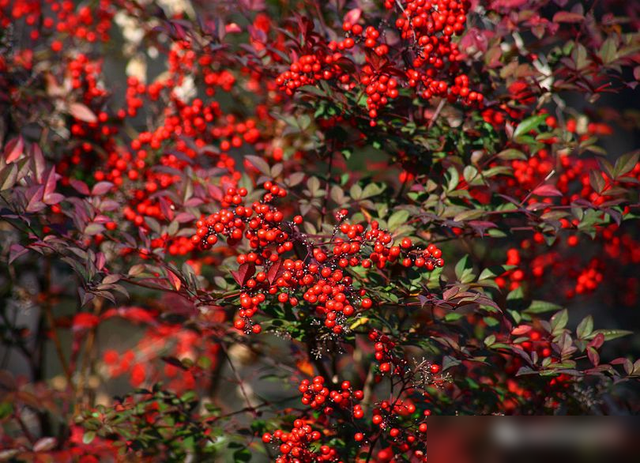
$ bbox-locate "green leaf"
[454,255,468,279]
[299,85,326,97]
[614,151,639,178]
[525,300,563,314]
[551,309,569,333]
[350,184,363,200]
[444,313,465,322]
[453,209,485,222]
[388,210,410,231]
[589,171,606,194]
[0,164,18,191]
[478,265,513,281]
[361,183,385,199]
[586,329,633,341]
[497,149,527,161]
[233,448,252,462]
[571,43,589,70]
[307,177,322,196]
[446,167,460,191]
[83,432,96,445]
[599,37,617,65]
[514,114,547,140]
[576,315,594,339]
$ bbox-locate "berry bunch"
[391,0,480,104]
[190,182,443,335]
[361,66,399,125]
[276,0,480,124]
[262,419,342,463]
[275,51,350,95]
[1,0,114,43]
[298,377,364,414]
[363,232,444,270]
[369,330,401,375]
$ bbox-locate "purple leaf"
[96,252,106,270]
[70,179,90,195]
[91,181,113,196]
[9,244,29,264]
[532,184,563,197]
[30,144,46,183]
[43,193,65,205]
[245,155,271,176]
[43,167,58,196]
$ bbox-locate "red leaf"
[553,12,584,23]
[70,179,90,195]
[511,325,533,336]
[73,313,100,331]
[587,347,600,366]
[225,23,242,33]
[4,136,24,163]
[231,263,255,286]
[31,144,46,182]
[588,333,605,349]
[267,259,284,285]
[344,8,361,25]
[68,103,98,123]
[167,270,182,291]
[102,307,157,324]
[96,252,106,270]
[532,184,563,197]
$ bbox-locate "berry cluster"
[369,330,401,375]
[262,419,342,463]
[343,23,389,57]
[370,397,427,458]
[391,0,480,104]
[275,51,350,95]
[276,0,480,124]
[363,233,444,270]
[191,182,443,335]
[361,66,399,125]
[2,0,114,43]
[298,377,364,414]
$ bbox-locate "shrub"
[1,0,640,461]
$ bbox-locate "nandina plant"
[1,0,640,461]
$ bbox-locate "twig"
[427,99,446,130]
[220,343,258,418]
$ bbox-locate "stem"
[321,148,335,222]
[75,298,102,413]
[220,343,258,417]
[427,99,446,130]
